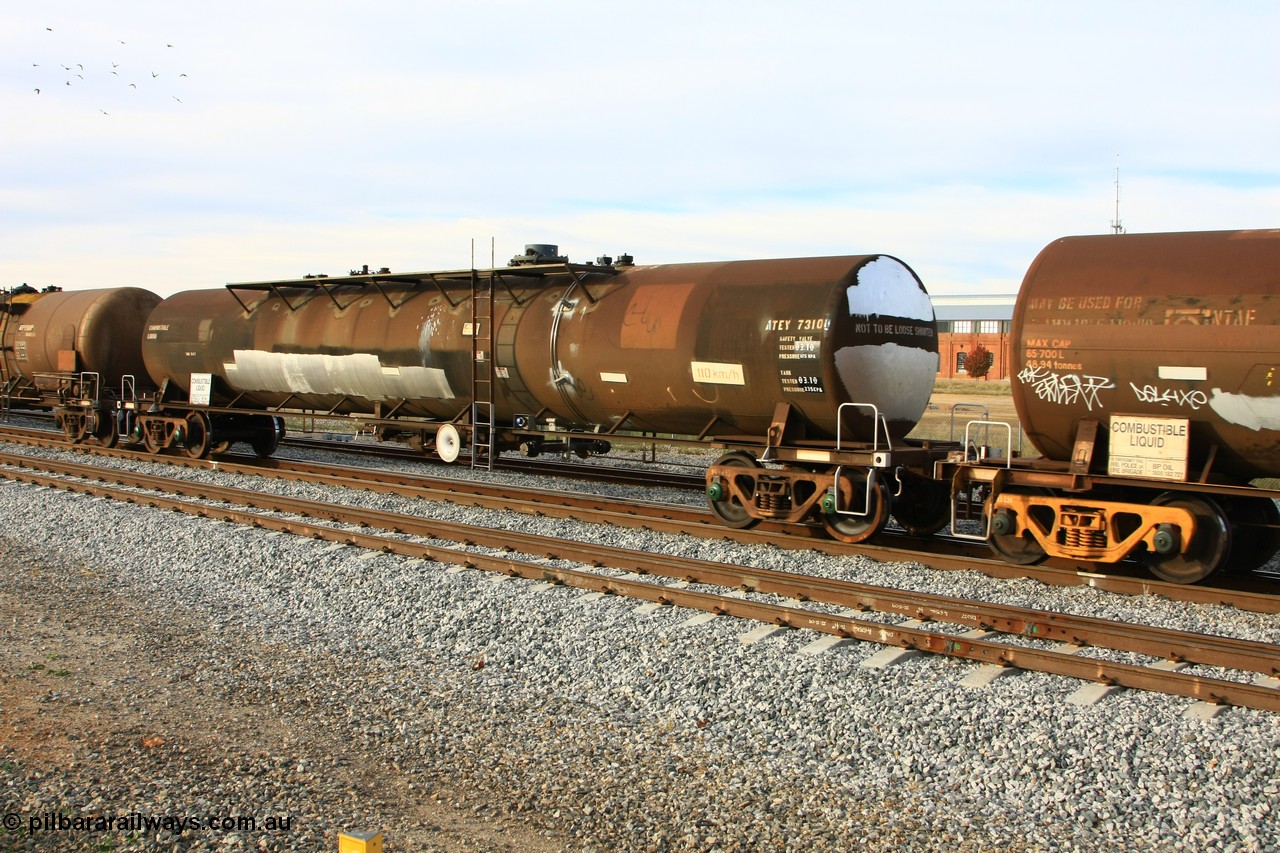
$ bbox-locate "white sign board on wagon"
[189,373,213,406]
[1108,414,1190,481]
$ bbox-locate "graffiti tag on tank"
[620,284,694,349]
[1017,366,1115,411]
[1130,383,1208,410]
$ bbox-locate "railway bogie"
[704,433,959,544]
[943,459,1268,583]
[128,410,285,459]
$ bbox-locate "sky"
[3,1,1278,298]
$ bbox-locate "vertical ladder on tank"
[470,262,495,470]
[0,304,13,420]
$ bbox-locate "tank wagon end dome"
[834,256,939,426]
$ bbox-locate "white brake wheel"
[435,423,462,463]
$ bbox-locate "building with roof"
[932,293,1016,380]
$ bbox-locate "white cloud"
[2,1,1277,298]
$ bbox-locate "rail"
[3,448,1279,713]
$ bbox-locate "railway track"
[2,447,1279,714]
[2,422,1277,614]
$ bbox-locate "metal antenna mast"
[1110,161,1126,234]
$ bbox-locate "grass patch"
[931,378,1012,396]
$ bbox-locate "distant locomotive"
[5,229,1278,584]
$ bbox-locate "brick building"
[932,293,1016,380]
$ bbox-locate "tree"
[967,342,993,380]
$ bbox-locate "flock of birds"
[31,27,188,114]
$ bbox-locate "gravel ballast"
[1,442,1278,852]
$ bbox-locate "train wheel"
[1142,493,1231,584]
[821,469,891,544]
[707,451,762,529]
[87,411,118,449]
[89,425,118,448]
[986,490,1049,565]
[117,410,141,447]
[988,524,1048,565]
[1226,498,1280,574]
[891,478,952,536]
[250,417,284,457]
[184,412,211,459]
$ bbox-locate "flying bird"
[172,96,182,103]
[129,83,136,88]
[151,71,159,77]
[34,88,39,94]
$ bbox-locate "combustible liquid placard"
[1107,414,1189,481]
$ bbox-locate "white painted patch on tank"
[224,350,453,400]
[1208,389,1280,431]
[847,257,933,321]
[834,343,938,422]
[417,318,439,357]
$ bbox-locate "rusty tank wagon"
[136,247,946,541]
[0,285,161,445]
[947,229,1280,583]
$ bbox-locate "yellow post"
[338,830,384,853]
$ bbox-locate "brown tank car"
[135,249,943,544]
[0,286,161,445]
[950,229,1280,584]
[140,251,938,446]
[1013,228,1280,480]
